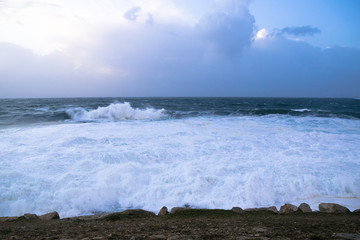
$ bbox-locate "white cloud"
[0,0,198,56]
[0,0,94,55]
[255,28,269,40]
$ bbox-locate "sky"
[0,0,359,98]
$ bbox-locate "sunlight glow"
[255,28,269,40]
[0,0,196,56]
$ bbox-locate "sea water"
[0,98,359,217]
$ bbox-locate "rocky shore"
[1,203,359,239]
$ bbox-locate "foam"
[0,115,359,217]
[291,108,312,112]
[65,102,166,122]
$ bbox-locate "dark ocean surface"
[0,98,359,127]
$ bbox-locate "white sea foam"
[65,102,166,122]
[0,115,359,217]
[291,108,312,112]
[35,107,50,112]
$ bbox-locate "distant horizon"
[1,96,360,100]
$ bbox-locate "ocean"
[0,97,359,217]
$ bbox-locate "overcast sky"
[0,0,359,98]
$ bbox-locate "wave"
[65,102,166,122]
[1,115,359,217]
[1,98,359,128]
[291,108,312,112]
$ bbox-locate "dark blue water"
[0,98,359,127]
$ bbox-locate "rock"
[0,217,18,222]
[98,212,122,220]
[279,204,298,214]
[353,209,360,213]
[120,209,156,216]
[168,236,181,240]
[244,206,278,214]
[23,213,38,220]
[157,206,169,216]
[237,237,269,240]
[39,211,60,220]
[71,213,112,220]
[253,227,267,233]
[319,203,350,213]
[170,207,190,214]
[149,235,167,239]
[335,233,360,239]
[232,207,245,214]
[298,203,312,213]
[100,209,156,220]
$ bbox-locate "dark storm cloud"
[198,1,255,57]
[236,36,360,97]
[88,23,360,97]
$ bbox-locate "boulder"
[39,211,60,220]
[100,209,156,221]
[0,217,18,222]
[158,206,169,216]
[298,203,312,213]
[170,207,190,214]
[71,213,112,220]
[279,204,298,214]
[120,209,156,216]
[24,213,38,220]
[231,207,245,214]
[244,206,278,214]
[335,233,360,239]
[319,203,350,213]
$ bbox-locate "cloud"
[255,28,269,40]
[198,0,255,57]
[0,0,359,98]
[279,25,321,37]
[124,6,141,22]
[0,42,110,97]
[238,35,360,97]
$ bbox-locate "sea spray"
[1,111,359,217]
[65,102,166,122]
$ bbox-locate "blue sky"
[0,0,359,98]
[250,0,360,49]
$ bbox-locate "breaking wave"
[291,108,312,112]
[66,102,166,122]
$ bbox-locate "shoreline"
[1,203,360,240]
[1,202,359,220]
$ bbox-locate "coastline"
[1,203,360,239]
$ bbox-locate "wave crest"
[291,108,312,112]
[66,102,166,121]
